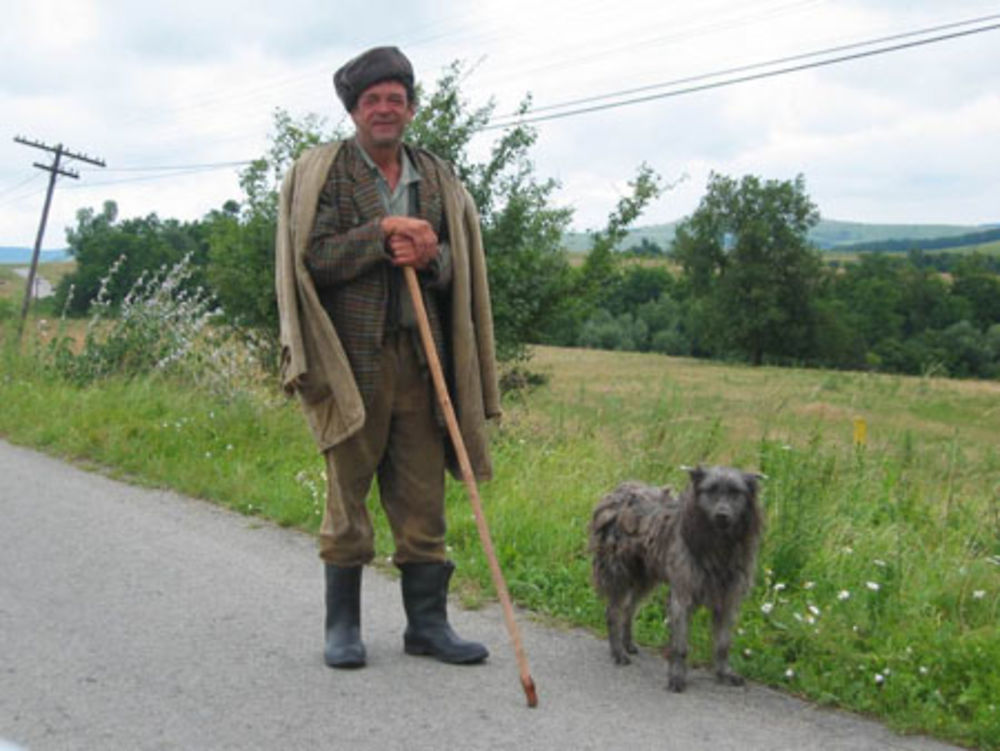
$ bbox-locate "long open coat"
[275,141,500,480]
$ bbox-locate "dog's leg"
[667,589,691,692]
[622,589,641,655]
[712,601,745,686]
[606,595,631,665]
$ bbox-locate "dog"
[589,465,764,692]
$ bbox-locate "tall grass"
[2,303,998,746]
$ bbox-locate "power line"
[0,171,44,197]
[485,17,1000,130]
[64,162,251,190]
[502,12,1000,119]
[0,172,46,208]
[475,0,824,95]
[83,160,255,173]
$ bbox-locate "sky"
[2,0,999,250]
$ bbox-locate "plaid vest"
[306,140,450,404]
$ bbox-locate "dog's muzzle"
[713,510,734,530]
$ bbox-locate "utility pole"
[13,136,105,335]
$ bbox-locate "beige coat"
[275,141,500,480]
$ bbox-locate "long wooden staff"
[403,266,538,708]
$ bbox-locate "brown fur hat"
[333,46,415,112]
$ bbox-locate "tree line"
[49,65,1000,381]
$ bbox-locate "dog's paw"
[625,642,638,655]
[667,675,687,693]
[716,672,745,687]
[610,645,632,665]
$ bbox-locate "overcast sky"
[3,0,999,250]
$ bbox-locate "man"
[275,46,501,669]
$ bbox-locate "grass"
[1,324,998,748]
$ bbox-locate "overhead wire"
[474,0,824,94]
[13,9,997,192]
[0,172,46,209]
[65,161,253,190]
[484,15,1000,130]
[499,11,1000,119]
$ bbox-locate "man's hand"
[382,216,438,270]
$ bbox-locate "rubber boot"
[324,564,366,668]
[399,561,489,664]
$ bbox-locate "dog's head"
[684,465,764,534]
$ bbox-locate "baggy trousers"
[319,331,447,566]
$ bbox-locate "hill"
[562,219,999,254]
[0,247,71,265]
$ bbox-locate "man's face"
[351,80,414,153]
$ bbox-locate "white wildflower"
[761,602,774,615]
[972,590,986,600]
[838,590,851,601]
[866,581,880,591]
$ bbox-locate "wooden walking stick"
[403,266,539,708]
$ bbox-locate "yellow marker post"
[853,417,868,447]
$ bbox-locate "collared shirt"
[353,139,424,328]
[354,139,422,218]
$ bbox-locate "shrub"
[48,254,218,385]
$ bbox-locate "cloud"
[2,0,999,248]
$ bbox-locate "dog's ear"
[682,465,706,487]
[742,471,766,494]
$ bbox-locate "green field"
[1,331,998,748]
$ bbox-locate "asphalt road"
[0,439,962,751]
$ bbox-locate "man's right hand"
[382,216,439,269]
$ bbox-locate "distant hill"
[0,247,71,264]
[828,226,1000,254]
[562,219,1000,254]
[808,220,999,250]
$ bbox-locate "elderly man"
[275,46,501,669]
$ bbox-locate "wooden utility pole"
[13,136,105,335]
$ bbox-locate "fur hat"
[333,46,415,112]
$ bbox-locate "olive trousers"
[318,331,447,566]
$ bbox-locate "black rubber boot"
[324,564,366,668]
[399,561,489,664]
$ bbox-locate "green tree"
[625,237,664,257]
[832,254,906,364]
[55,201,207,315]
[950,253,1000,331]
[408,62,574,362]
[578,163,662,312]
[205,110,336,339]
[672,172,822,365]
[543,164,664,347]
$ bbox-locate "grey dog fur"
[589,465,764,692]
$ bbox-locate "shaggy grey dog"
[589,466,764,692]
